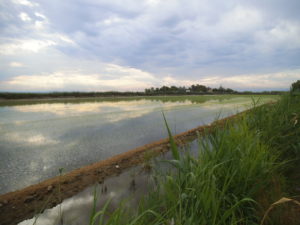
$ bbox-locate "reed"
[90,92,299,225]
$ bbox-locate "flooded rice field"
[0,95,277,195]
[18,145,193,225]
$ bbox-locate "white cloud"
[218,6,262,34]
[1,62,298,91]
[12,0,39,7]
[0,64,158,91]
[161,76,195,87]
[34,12,47,20]
[146,0,162,6]
[34,20,45,29]
[197,70,300,90]
[9,62,24,67]
[0,39,56,55]
[255,21,300,52]
[104,64,155,81]
[0,7,75,56]
[19,12,31,22]
[103,16,124,25]
[32,12,48,30]
[55,34,76,45]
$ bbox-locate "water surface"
[0,95,277,194]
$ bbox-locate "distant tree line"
[0,91,148,100]
[0,83,288,100]
[145,84,237,95]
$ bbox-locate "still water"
[0,95,276,194]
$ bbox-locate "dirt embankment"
[0,111,246,225]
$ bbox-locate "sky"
[0,0,299,92]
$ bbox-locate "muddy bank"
[0,110,246,225]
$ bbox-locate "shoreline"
[0,93,281,102]
[0,109,247,225]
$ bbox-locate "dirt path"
[0,111,245,225]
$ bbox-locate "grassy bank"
[86,92,299,225]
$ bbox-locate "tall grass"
[123,117,280,225]
[247,93,300,160]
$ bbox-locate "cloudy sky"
[0,0,299,92]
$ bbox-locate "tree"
[190,84,208,92]
[291,80,300,92]
[160,86,170,93]
[218,85,225,93]
[225,88,234,93]
[170,86,179,92]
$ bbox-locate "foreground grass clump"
[89,93,299,225]
[131,123,278,225]
[248,94,300,161]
